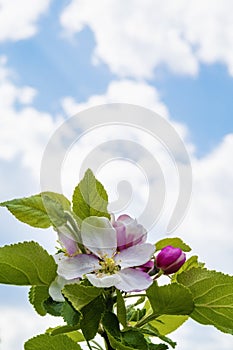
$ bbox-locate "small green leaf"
[46,324,79,335]
[0,241,57,286]
[141,324,176,348]
[47,325,84,342]
[177,268,233,334]
[29,286,50,316]
[127,307,146,322]
[117,290,127,327]
[72,169,110,223]
[63,284,103,311]
[102,311,121,339]
[146,282,194,316]
[61,301,81,326]
[103,312,148,350]
[44,298,64,316]
[0,192,70,228]
[80,295,105,341]
[155,237,191,252]
[24,334,81,350]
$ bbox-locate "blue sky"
[2,8,233,157]
[0,1,233,349]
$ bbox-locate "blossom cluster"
[50,214,186,301]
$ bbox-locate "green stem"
[135,312,158,328]
[123,293,147,298]
[101,330,114,350]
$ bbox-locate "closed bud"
[156,245,186,274]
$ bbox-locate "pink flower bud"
[156,245,186,274]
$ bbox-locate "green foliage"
[127,307,146,322]
[171,255,200,282]
[46,325,84,342]
[63,283,103,311]
[177,268,233,334]
[146,282,194,317]
[72,169,110,223]
[29,286,50,316]
[43,298,64,316]
[141,324,176,348]
[150,315,188,336]
[61,301,81,326]
[103,312,148,350]
[0,192,70,228]
[147,344,168,350]
[155,237,191,252]
[0,241,57,285]
[116,289,127,327]
[80,295,105,341]
[144,300,188,336]
[24,334,81,350]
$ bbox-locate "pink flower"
[112,214,147,251]
[50,216,155,300]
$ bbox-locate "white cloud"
[0,0,51,42]
[0,306,62,350]
[62,79,169,118]
[60,0,233,78]
[0,56,62,180]
[179,133,233,274]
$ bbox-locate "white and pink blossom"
[49,216,154,300]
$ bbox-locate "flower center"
[99,256,120,275]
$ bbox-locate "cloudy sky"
[0,1,233,349]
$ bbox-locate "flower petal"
[113,220,127,250]
[49,275,79,302]
[115,268,152,292]
[55,253,99,279]
[81,216,117,258]
[57,225,79,256]
[86,273,121,288]
[114,243,155,268]
[116,215,147,250]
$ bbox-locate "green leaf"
[155,237,191,252]
[24,334,81,350]
[0,192,70,228]
[61,301,81,326]
[43,298,64,316]
[146,282,194,317]
[127,307,146,322]
[46,325,84,342]
[171,256,201,282]
[177,268,233,334]
[0,241,57,285]
[103,312,148,350]
[72,169,110,223]
[150,315,188,336]
[121,329,148,350]
[29,286,49,316]
[148,344,168,350]
[63,284,103,311]
[80,295,105,341]
[141,324,176,348]
[117,289,127,327]
[144,300,188,335]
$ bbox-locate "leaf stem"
[135,312,158,327]
[123,293,147,298]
